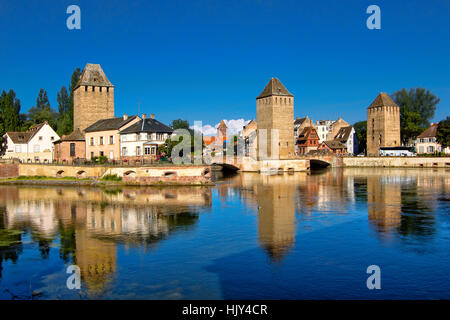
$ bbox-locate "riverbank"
[0,177,214,187]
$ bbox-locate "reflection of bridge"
[212,155,338,172]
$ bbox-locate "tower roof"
[75,63,114,89]
[218,120,227,129]
[368,92,398,108]
[257,77,293,99]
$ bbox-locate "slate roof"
[119,118,174,134]
[257,77,293,99]
[322,140,347,150]
[5,122,46,144]
[368,92,398,108]
[84,116,139,132]
[75,63,114,89]
[334,126,353,142]
[55,128,85,142]
[294,117,306,126]
[417,123,438,139]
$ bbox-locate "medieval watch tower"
[73,63,115,132]
[256,77,295,160]
[367,92,401,156]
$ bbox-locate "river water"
[0,168,449,299]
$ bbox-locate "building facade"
[119,114,173,160]
[53,128,86,163]
[367,92,401,156]
[256,78,295,160]
[317,140,347,155]
[74,63,115,132]
[333,126,359,155]
[315,120,334,143]
[240,119,257,158]
[415,123,449,154]
[296,127,319,155]
[1,122,59,162]
[84,115,140,160]
[294,116,315,138]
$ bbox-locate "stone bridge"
[212,155,339,172]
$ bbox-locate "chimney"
[142,114,147,119]
[123,114,128,120]
[150,114,155,119]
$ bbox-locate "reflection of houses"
[1,122,59,162]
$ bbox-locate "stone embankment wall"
[0,163,211,184]
[342,157,450,168]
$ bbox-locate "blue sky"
[0,0,449,128]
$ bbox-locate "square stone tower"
[256,78,295,160]
[74,64,115,132]
[366,92,401,156]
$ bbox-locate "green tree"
[436,117,450,149]
[68,68,81,129]
[392,88,440,144]
[27,89,58,128]
[0,89,22,136]
[56,86,72,135]
[353,120,367,154]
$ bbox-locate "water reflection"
[0,186,212,296]
[0,168,449,299]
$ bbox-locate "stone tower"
[256,77,294,160]
[74,63,115,132]
[366,92,401,156]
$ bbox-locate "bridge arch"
[309,159,331,169]
[212,163,240,172]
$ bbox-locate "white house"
[333,125,359,155]
[119,114,173,159]
[315,120,334,143]
[1,122,60,162]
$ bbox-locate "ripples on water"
[0,168,449,299]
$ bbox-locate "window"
[39,136,43,140]
[92,86,95,92]
[122,147,127,156]
[15,145,21,152]
[428,146,434,153]
[91,152,94,159]
[100,136,104,145]
[99,87,102,92]
[85,86,88,92]
[90,137,94,146]
[151,147,156,155]
[70,143,76,157]
[100,151,104,156]
[156,133,164,141]
[107,87,109,93]
[121,135,127,142]
[136,146,141,156]
[34,145,40,152]
[51,136,54,141]
[144,146,151,155]
[109,136,114,144]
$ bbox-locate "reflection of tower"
[257,175,296,262]
[367,175,402,235]
[256,78,294,160]
[366,92,400,156]
[75,229,117,295]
